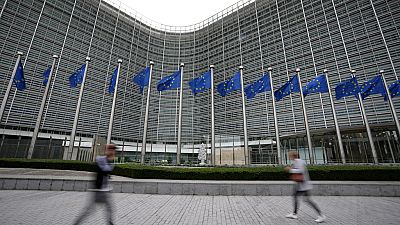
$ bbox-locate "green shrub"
[0,158,97,172]
[0,158,399,181]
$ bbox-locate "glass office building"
[0,0,399,164]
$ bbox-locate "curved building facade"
[0,0,399,164]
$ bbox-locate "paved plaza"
[0,190,399,225]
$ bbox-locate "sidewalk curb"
[1,177,399,196]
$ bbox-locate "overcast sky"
[108,0,241,26]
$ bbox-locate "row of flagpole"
[1,51,400,164]
[0,52,123,159]
[133,62,400,165]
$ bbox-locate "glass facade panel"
[0,0,399,164]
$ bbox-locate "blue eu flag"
[133,67,150,93]
[274,75,300,101]
[335,76,360,100]
[69,64,86,88]
[302,74,329,97]
[217,71,241,97]
[189,70,211,95]
[157,70,181,91]
[244,73,271,100]
[13,62,26,90]
[384,80,400,101]
[42,66,51,86]
[108,66,119,94]
[359,75,385,100]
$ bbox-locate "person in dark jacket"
[73,144,116,225]
[285,151,326,223]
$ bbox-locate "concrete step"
[1,177,399,196]
[0,168,398,196]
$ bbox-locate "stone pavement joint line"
[0,190,399,225]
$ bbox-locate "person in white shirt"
[285,151,326,223]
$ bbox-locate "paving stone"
[27,179,40,190]
[158,182,172,195]
[232,184,257,196]
[134,182,157,194]
[50,180,63,191]
[170,183,183,195]
[62,180,74,191]
[2,179,16,190]
[110,181,122,193]
[194,184,219,195]
[182,183,195,195]
[219,184,232,195]
[0,190,399,225]
[73,180,88,191]
[15,179,28,190]
[39,180,52,190]
[380,185,397,197]
[339,184,360,196]
[121,182,134,193]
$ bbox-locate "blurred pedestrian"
[73,144,116,225]
[285,151,326,223]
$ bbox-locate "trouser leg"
[73,202,95,225]
[303,191,321,215]
[103,192,114,223]
[293,185,301,214]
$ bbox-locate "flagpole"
[210,65,215,165]
[239,66,249,165]
[0,51,23,123]
[324,69,346,164]
[107,59,122,144]
[351,70,378,164]
[380,70,400,139]
[177,63,185,164]
[268,67,281,164]
[0,0,8,20]
[141,61,154,164]
[67,57,90,160]
[27,55,58,159]
[296,68,314,164]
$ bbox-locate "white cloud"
[106,0,241,26]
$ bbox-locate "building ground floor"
[0,123,399,165]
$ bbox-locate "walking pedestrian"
[285,151,326,223]
[73,144,116,225]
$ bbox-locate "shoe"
[285,213,298,219]
[99,185,113,192]
[315,215,326,223]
